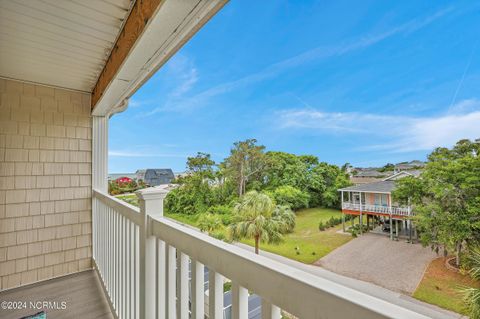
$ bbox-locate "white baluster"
[191,260,205,319]
[157,239,166,319]
[208,270,224,319]
[261,300,281,319]
[179,252,189,319]
[232,282,248,319]
[167,245,176,319]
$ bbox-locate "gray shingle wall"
[0,78,92,290]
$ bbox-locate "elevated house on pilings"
[338,171,418,241]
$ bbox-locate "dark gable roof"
[355,170,386,177]
[338,180,396,193]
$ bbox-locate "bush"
[207,205,232,215]
[271,186,310,210]
[319,216,344,231]
[211,230,227,241]
[318,221,326,231]
[220,214,233,226]
[349,224,368,237]
[198,214,221,233]
[108,178,146,195]
[206,205,233,225]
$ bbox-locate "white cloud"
[134,8,452,117]
[136,55,199,116]
[276,99,480,152]
[447,98,480,114]
[139,8,451,115]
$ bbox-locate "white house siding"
[0,78,92,290]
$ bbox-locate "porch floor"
[0,270,113,319]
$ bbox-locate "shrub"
[271,186,310,210]
[318,221,325,231]
[108,178,146,195]
[211,230,227,241]
[207,205,232,215]
[198,214,221,233]
[220,214,233,226]
[206,205,233,225]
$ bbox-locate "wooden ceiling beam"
[91,0,163,109]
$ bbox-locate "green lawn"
[413,257,480,315]
[115,194,200,227]
[115,193,138,206]
[115,194,352,264]
[242,207,352,263]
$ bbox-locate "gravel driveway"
[316,233,438,294]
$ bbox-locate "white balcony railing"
[342,202,413,217]
[92,188,427,319]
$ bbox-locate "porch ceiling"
[0,0,228,114]
[0,0,134,93]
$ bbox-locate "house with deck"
[339,171,419,241]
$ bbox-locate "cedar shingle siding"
[0,78,92,290]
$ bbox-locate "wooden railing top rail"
[93,189,142,225]
[150,216,428,319]
[94,188,427,319]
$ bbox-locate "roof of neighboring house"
[349,176,382,185]
[384,170,423,181]
[407,169,423,177]
[354,170,388,178]
[338,181,396,193]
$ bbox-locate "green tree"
[272,205,296,233]
[187,152,216,178]
[263,151,310,190]
[223,139,266,196]
[229,191,295,254]
[378,163,395,172]
[393,139,480,267]
[271,185,310,210]
[309,163,351,208]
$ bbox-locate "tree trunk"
[254,235,259,254]
[238,160,244,196]
[456,241,462,267]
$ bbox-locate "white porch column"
[389,194,393,240]
[92,116,108,192]
[136,186,171,319]
[359,192,363,235]
[92,116,108,268]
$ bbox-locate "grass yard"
[413,257,480,315]
[115,194,200,227]
[242,207,352,264]
[115,195,352,264]
[115,193,138,206]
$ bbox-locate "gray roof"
[407,169,423,177]
[338,181,396,193]
[354,170,387,178]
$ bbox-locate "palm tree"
[462,247,480,319]
[229,191,295,254]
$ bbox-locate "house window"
[381,194,388,206]
[374,194,388,206]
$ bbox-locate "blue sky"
[109,0,480,173]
